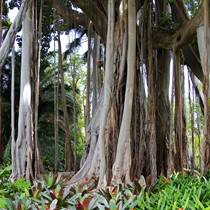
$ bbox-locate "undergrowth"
[0,165,209,209]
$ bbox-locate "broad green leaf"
[0,197,6,208]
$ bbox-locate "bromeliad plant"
[70,175,147,210]
[0,165,210,209]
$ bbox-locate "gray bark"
[15,2,33,179]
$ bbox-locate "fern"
[13,178,31,192]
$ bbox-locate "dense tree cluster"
[0,0,209,189]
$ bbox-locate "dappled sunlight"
[23,82,31,106]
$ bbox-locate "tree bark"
[181,67,189,168]
[14,2,34,179]
[201,0,210,172]
[147,2,157,184]
[33,0,44,177]
[155,0,171,178]
[85,21,92,135]
[156,49,170,177]
[188,73,195,169]
[11,44,15,175]
[72,58,77,172]
[97,0,115,186]
[92,32,100,114]
[174,49,183,172]
[112,0,136,184]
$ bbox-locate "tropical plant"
[0,165,31,209]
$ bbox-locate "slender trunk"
[34,0,44,177]
[196,95,202,169]
[168,71,175,176]
[92,32,100,114]
[54,33,59,174]
[85,21,92,134]
[57,17,74,171]
[11,44,15,175]
[73,62,77,172]
[54,68,59,172]
[181,67,188,168]
[188,72,195,169]
[53,13,59,173]
[174,49,183,172]
[97,0,115,186]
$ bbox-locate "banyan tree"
[0,0,209,188]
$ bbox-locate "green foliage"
[186,98,204,167]
[0,165,31,209]
[159,12,176,33]
[37,53,86,171]
[0,169,210,209]
[147,173,210,209]
[27,174,70,209]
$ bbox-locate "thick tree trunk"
[155,0,170,177]
[112,0,136,184]
[197,0,210,172]
[146,2,157,184]
[156,49,170,177]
